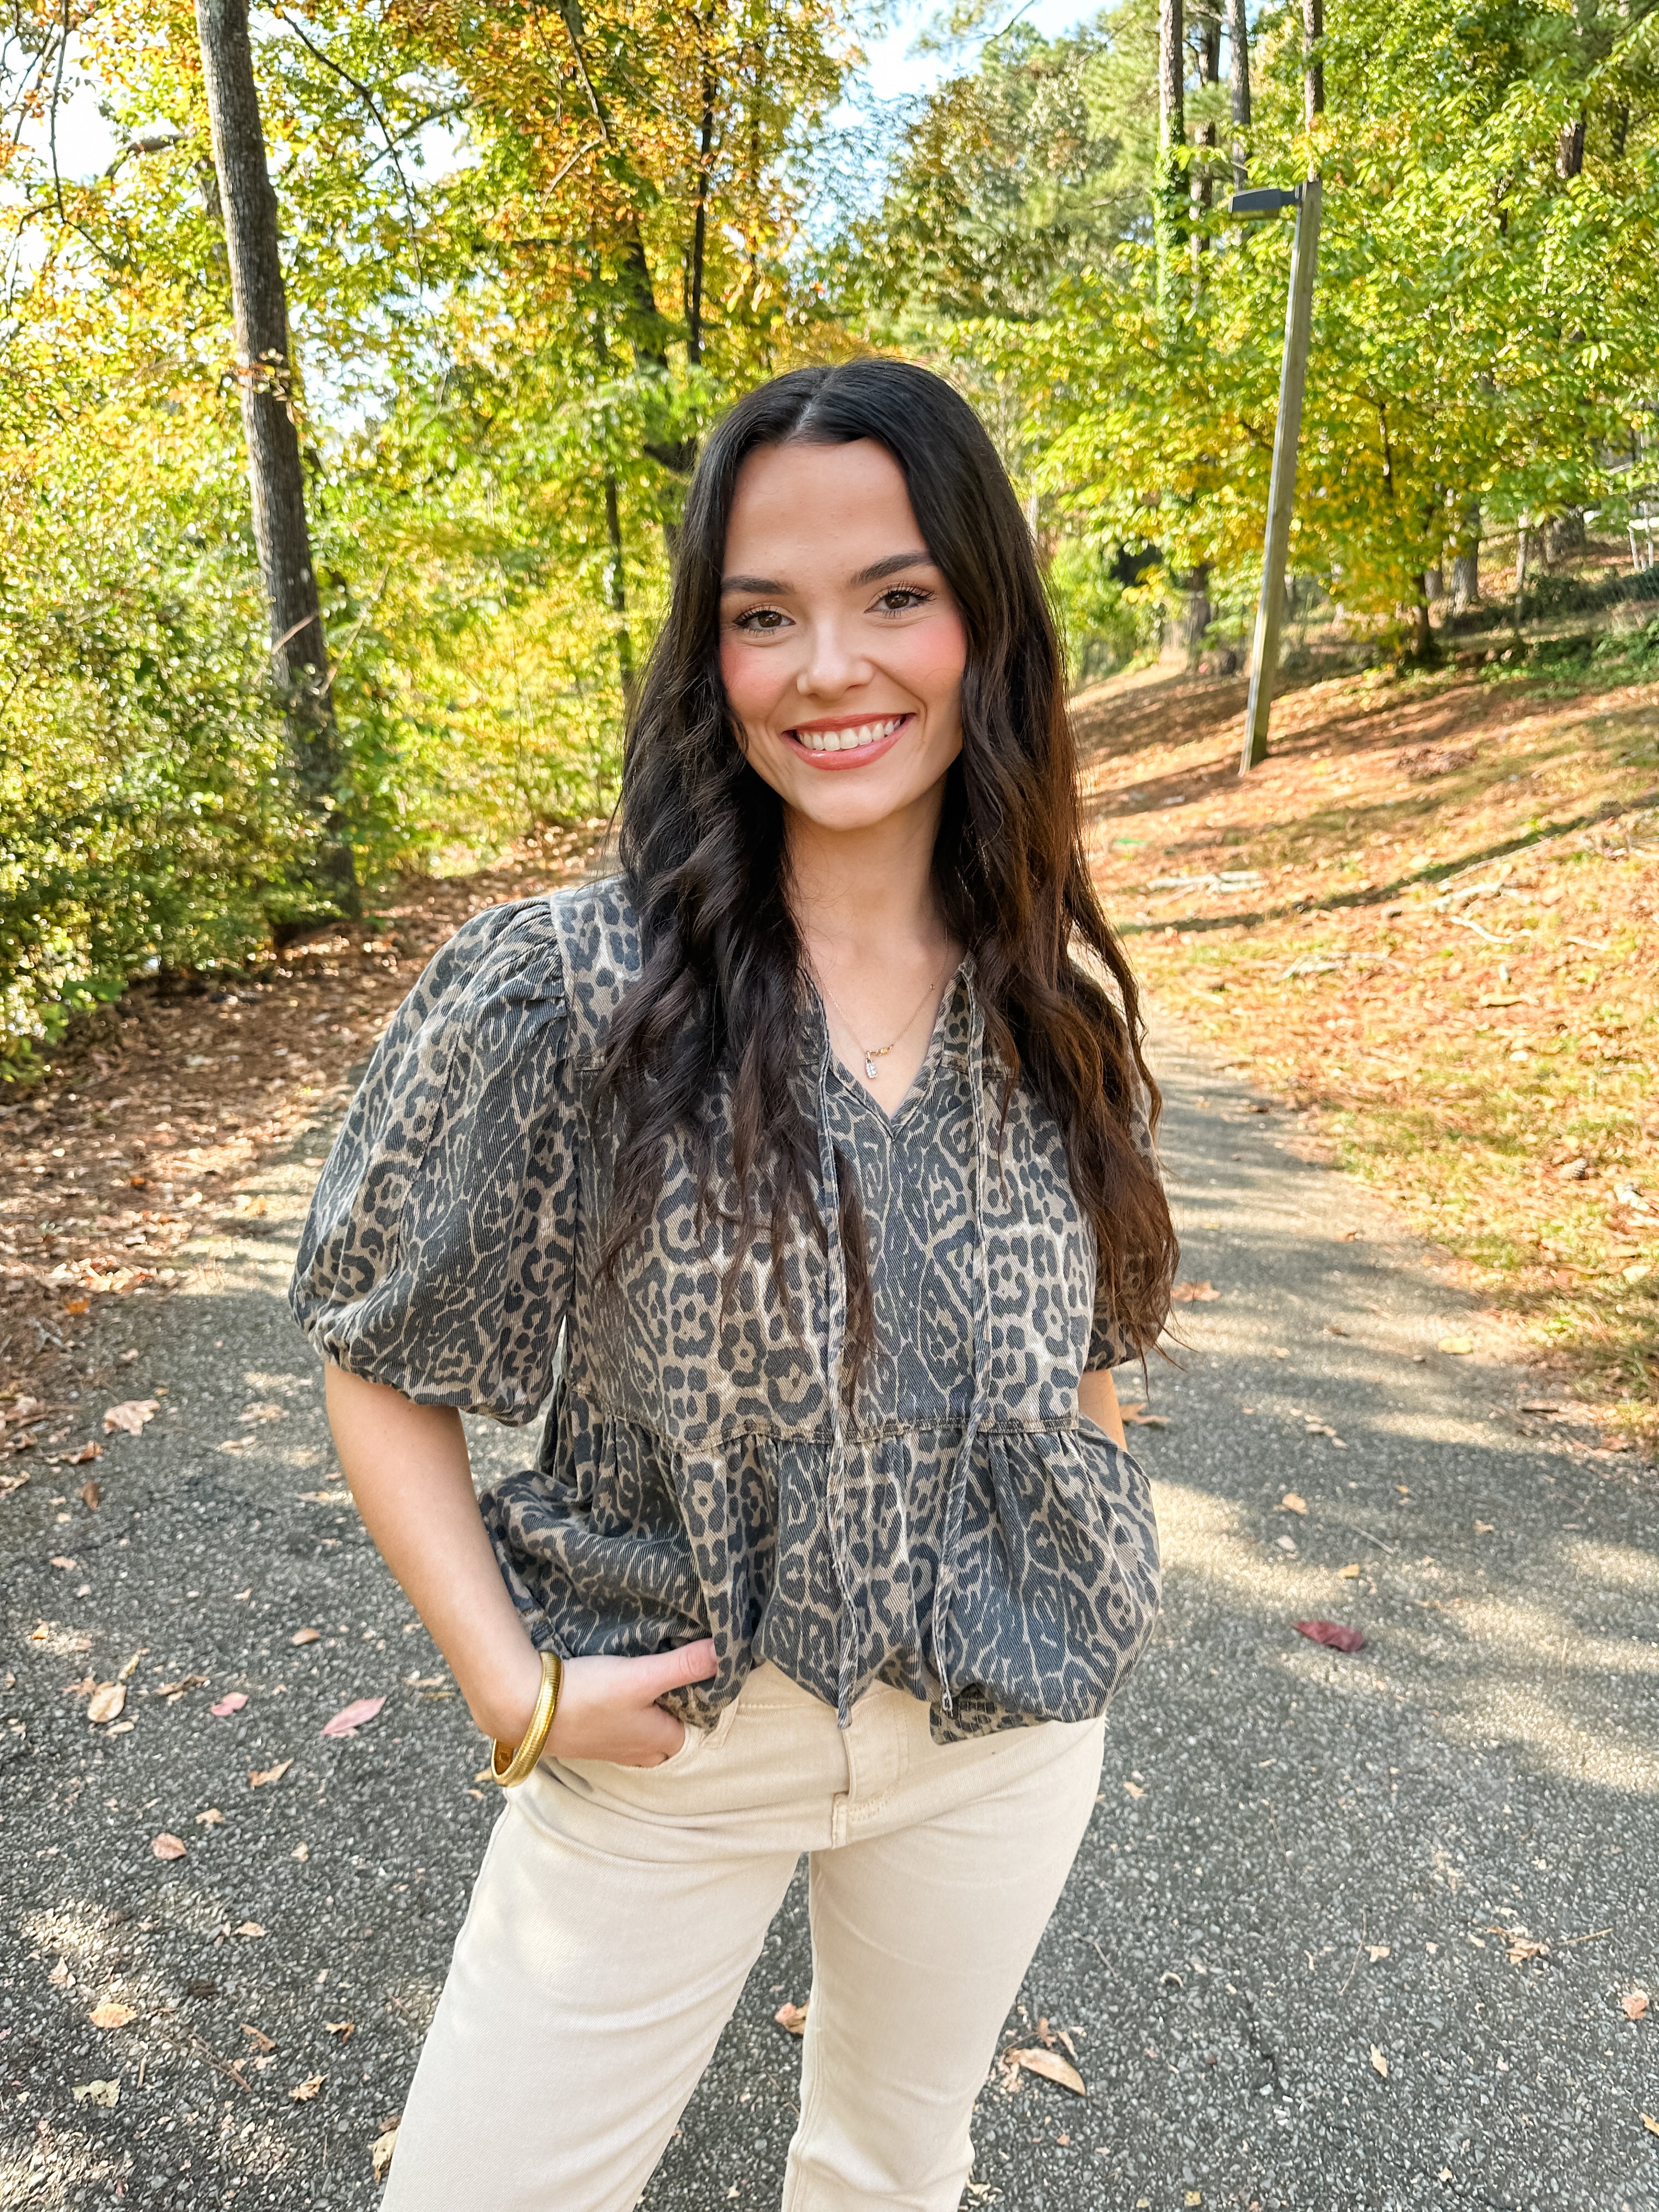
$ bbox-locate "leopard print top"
[290,879,1164,1743]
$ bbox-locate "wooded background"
[3,0,1655,1068]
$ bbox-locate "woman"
[291,358,1176,2211]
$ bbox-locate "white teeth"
[794,716,903,754]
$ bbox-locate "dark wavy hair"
[596,359,1176,1375]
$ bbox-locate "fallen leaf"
[63,1442,101,1466]
[1367,1945,1391,1963]
[62,1296,90,1314]
[1622,1990,1649,2022]
[1338,1563,1362,1579]
[238,1402,287,1425]
[49,1959,72,1986]
[249,1759,293,1788]
[325,2019,355,2040]
[1171,1280,1220,1302]
[290,1627,320,1646]
[1338,1228,1361,1241]
[297,1488,351,1504]
[774,2001,809,2036]
[86,1683,126,1725]
[1008,2046,1086,2096]
[50,1555,78,1571]
[290,2074,324,2102]
[118,1649,147,1681]
[291,1841,309,1861]
[103,1399,160,1435]
[372,2125,399,2182]
[1280,1492,1308,1515]
[195,1808,225,1826]
[156,1674,208,1698]
[89,2002,136,2029]
[236,1922,267,1939]
[151,1832,187,1860]
[212,1692,249,1717]
[1276,1535,1297,1553]
[1437,1336,1475,1356]
[1370,2046,1389,2080]
[1120,1406,1170,1428]
[1505,1936,1549,1965]
[1294,1620,1366,1654]
[1474,1520,1494,1534]
[1644,2113,1659,2138]
[241,2024,276,2053]
[1123,1778,1146,1799]
[321,1695,386,1740]
[78,1480,101,1510]
[72,2079,121,2107]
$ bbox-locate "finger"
[630,1638,718,1700]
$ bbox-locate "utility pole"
[1235,182,1321,771]
[1236,4,1325,773]
[195,0,358,916]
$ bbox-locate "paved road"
[4,1027,1657,2211]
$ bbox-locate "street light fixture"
[1233,177,1323,772]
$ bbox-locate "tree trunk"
[1155,0,1185,332]
[1226,0,1251,189]
[1192,3,1221,84]
[1557,115,1585,178]
[1177,565,1212,671]
[1408,581,1434,661]
[1451,501,1480,615]
[1303,0,1324,132]
[194,0,356,919]
[603,475,637,716]
[685,57,715,369]
[1190,120,1215,281]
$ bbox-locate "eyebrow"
[718,550,935,596]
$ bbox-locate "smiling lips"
[786,713,910,767]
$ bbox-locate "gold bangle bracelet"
[490,1650,563,1788]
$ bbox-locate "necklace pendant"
[864,1054,878,1080]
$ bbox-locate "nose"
[795,611,872,701]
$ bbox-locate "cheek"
[719,640,777,730]
[900,612,968,716]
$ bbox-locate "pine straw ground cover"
[1077,655,1659,1459]
[0,827,599,1485]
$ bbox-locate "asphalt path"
[4,1025,1657,2211]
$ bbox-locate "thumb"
[633,1638,718,1701]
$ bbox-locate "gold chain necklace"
[812,961,949,1083]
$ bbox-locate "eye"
[732,605,791,634]
[873,585,933,614]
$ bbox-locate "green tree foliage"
[842,0,1659,656]
[1,0,855,1066]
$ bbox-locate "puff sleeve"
[288,896,578,1421]
[1086,1074,1166,1372]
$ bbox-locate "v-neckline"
[813,960,969,1132]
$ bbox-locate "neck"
[785,787,949,960]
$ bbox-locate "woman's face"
[718,437,968,836]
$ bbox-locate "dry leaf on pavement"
[241,2024,276,2053]
[774,2001,809,2036]
[249,1759,293,1788]
[372,2125,399,2182]
[290,2075,323,2102]
[88,2003,136,2029]
[236,1922,267,1939]
[63,1442,101,1465]
[103,1400,160,1435]
[325,2020,355,2040]
[1338,1564,1362,1579]
[1437,1337,1475,1356]
[290,1628,320,1646]
[1280,1492,1308,1515]
[78,1480,101,1509]
[72,2080,121,2108]
[86,1683,126,1725]
[1006,2046,1086,2096]
[1643,2113,1659,2138]
[151,1832,187,1860]
[1123,1779,1146,1799]
[196,1808,225,1826]
[321,1696,386,1739]
[1370,2046,1389,2080]
[1622,1990,1650,2022]
[1294,1620,1366,1654]
[212,1692,249,1717]
[1367,1946,1391,1963]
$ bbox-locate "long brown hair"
[596,360,1176,1371]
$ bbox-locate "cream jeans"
[382,1662,1105,2212]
